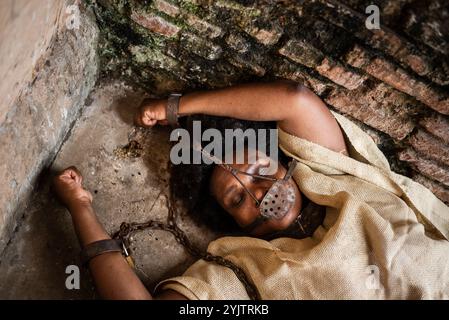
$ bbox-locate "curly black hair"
[170,115,289,235]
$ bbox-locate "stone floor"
[0,81,217,299]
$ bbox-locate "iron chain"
[112,192,260,300]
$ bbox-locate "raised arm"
[53,167,187,300]
[135,81,348,155]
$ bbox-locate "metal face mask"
[197,146,297,233]
[258,161,297,220]
[226,159,297,233]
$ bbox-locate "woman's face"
[209,150,303,237]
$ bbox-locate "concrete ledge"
[0,1,99,255]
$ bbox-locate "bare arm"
[68,202,152,299]
[53,167,187,300]
[136,81,348,154]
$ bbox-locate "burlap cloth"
[156,112,449,299]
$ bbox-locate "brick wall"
[92,0,449,205]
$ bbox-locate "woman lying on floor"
[53,81,449,299]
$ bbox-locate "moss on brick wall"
[90,0,449,204]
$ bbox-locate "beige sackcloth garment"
[156,111,449,299]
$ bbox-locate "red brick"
[329,1,432,76]
[185,14,223,39]
[246,26,283,46]
[316,58,367,90]
[399,148,449,187]
[278,40,324,68]
[228,55,265,76]
[131,11,180,37]
[346,45,449,115]
[274,59,333,96]
[306,78,332,96]
[325,84,415,140]
[344,45,370,68]
[364,58,414,93]
[364,29,445,85]
[153,0,180,17]
[419,114,449,144]
[408,130,449,167]
[405,54,429,76]
[369,29,403,60]
[312,0,441,81]
[413,174,449,205]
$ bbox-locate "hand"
[134,98,168,128]
[53,166,93,210]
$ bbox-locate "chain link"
[112,192,260,300]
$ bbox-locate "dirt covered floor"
[0,81,217,299]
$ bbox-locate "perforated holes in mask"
[259,180,296,219]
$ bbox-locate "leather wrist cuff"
[166,93,182,127]
[80,239,123,266]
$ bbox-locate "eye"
[232,192,245,208]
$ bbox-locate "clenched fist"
[134,98,168,128]
[53,166,93,210]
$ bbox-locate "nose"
[237,185,274,231]
[233,180,272,229]
[247,182,271,207]
[253,187,266,204]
